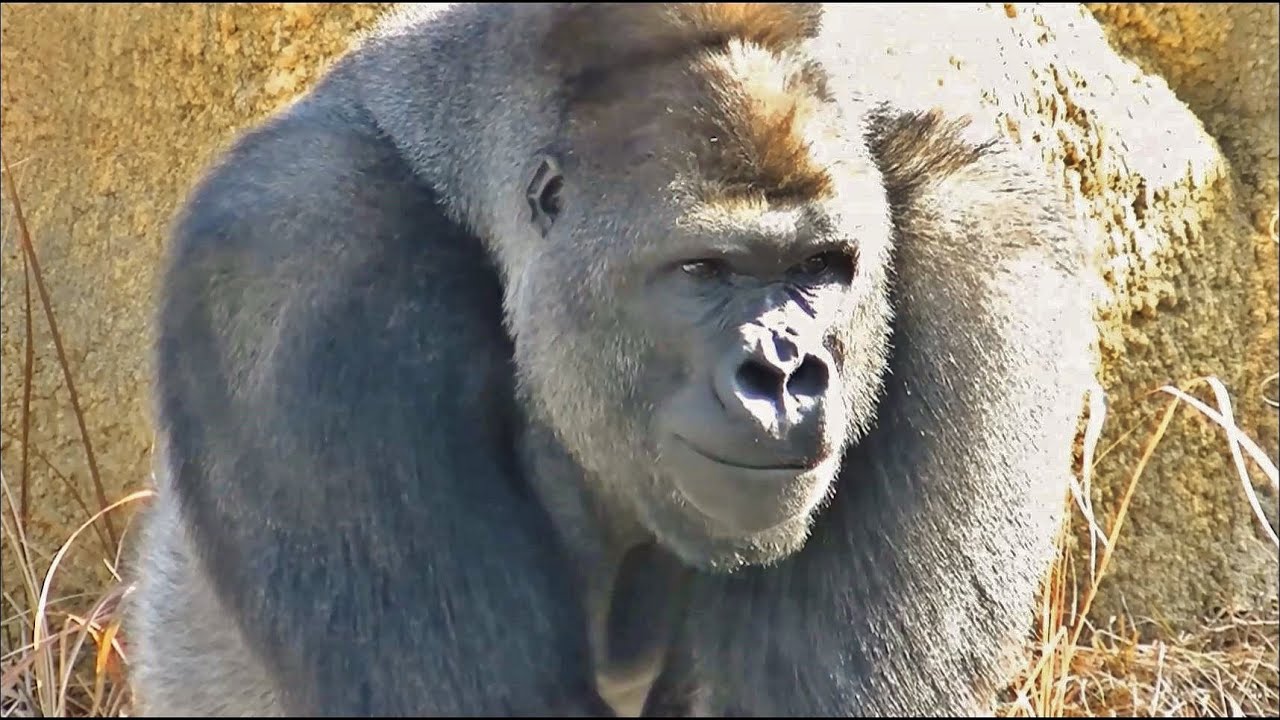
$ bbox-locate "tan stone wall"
[1,2,392,598]
[2,3,1276,634]
[1082,2,1279,628]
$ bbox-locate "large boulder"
[1080,1,1279,630]
[2,3,1275,633]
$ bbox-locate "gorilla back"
[128,4,1096,717]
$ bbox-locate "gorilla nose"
[713,330,830,459]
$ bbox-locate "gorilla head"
[504,12,895,570]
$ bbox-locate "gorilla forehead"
[549,54,883,292]
[558,37,840,209]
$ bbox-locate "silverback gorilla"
[127,3,1098,717]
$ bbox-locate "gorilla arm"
[666,108,1096,716]
[153,87,607,716]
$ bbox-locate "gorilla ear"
[525,154,564,237]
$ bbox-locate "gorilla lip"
[668,433,829,535]
[673,434,813,472]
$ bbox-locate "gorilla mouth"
[666,433,829,536]
[674,435,811,472]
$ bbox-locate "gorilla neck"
[520,415,650,563]
[520,418,686,717]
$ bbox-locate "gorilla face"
[514,161,896,571]
[647,230,858,540]
[508,48,897,571]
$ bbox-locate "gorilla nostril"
[735,358,784,403]
[773,335,798,364]
[787,355,829,399]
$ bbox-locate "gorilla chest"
[589,543,688,717]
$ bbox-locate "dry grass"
[2,148,149,718]
[2,157,1278,718]
[997,375,1280,718]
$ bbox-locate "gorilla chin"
[662,434,835,537]
[647,346,847,567]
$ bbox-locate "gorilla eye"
[525,156,564,237]
[680,259,728,281]
[797,253,830,275]
[792,250,854,282]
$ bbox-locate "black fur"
[154,88,608,715]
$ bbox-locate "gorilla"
[126,3,1098,717]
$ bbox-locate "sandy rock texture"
[1,2,393,600]
[2,3,1276,632]
[1081,2,1279,629]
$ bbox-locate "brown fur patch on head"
[685,43,834,204]
[550,5,835,206]
[543,3,823,102]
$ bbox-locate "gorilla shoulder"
[137,59,603,716]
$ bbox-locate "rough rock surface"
[1081,2,1280,629]
[0,2,393,598]
[2,3,1276,632]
